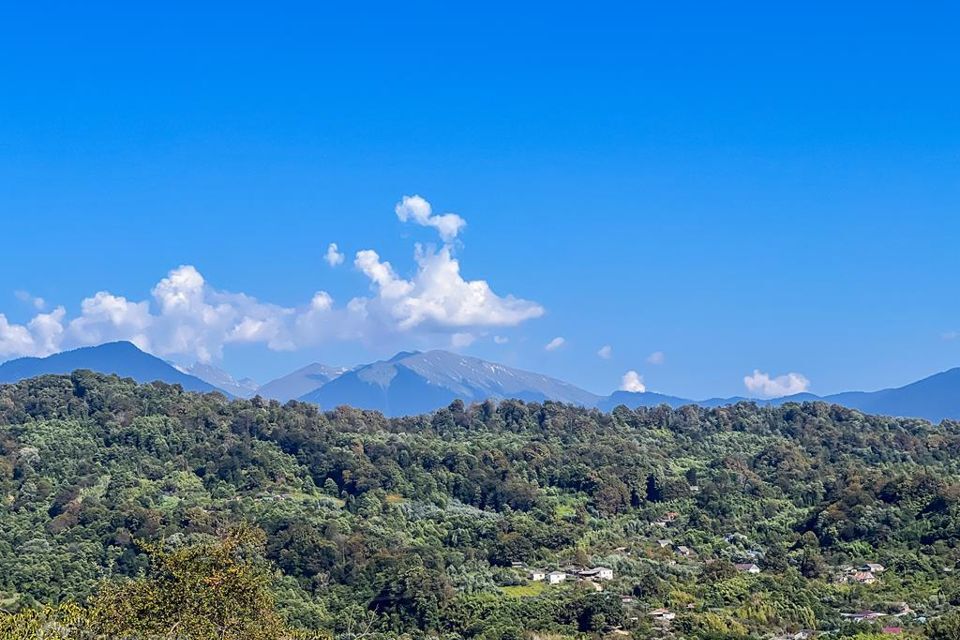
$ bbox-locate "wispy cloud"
[14,290,45,311]
[597,345,612,359]
[646,350,665,365]
[545,336,566,351]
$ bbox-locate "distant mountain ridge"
[606,371,960,422]
[3,342,960,422]
[300,350,601,417]
[183,363,259,398]
[0,342,222,394]
[256,363,348,402]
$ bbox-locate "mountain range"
[2,341,960,422]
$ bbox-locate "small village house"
[851,571,877,585]
[648,608,676,622]
[735,563,761,574]
[547,570,567,585]
[578,566,614,580]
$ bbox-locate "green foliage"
[1,371,959,638]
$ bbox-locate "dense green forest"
[2,371,960,639]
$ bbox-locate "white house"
[735,563,761,574]
[649,608,676,621]
[861,563,885,573]
[579,567,614,580]
[529,569,546,581]
[547,570,567,585]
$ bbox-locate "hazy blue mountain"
[256,363,347,402]
[596,390,695,411]
[6,342,960,422]
[0,342,222,393]
[184,363,259,398]
[599,372,960,422]
[301,350,600,416]
[818,368,960,422]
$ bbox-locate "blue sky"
[1,2,959,398]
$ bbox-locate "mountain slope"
[256,363,347,402]
[0,342,222,393]
[184,363,259,398]
[301,350,600,416]
[821,368,960,422]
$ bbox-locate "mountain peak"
[255,362,347,401]
[388,350,422,362]
[0,341,222,393]
[300,350,599,416]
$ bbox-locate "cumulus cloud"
[395,195,466,242]
[597,345,612,359]
[743,369,810,398]
[620,370,646,393]
[646,351,665,365]
[355,244,543,331]
[0,196,544,363]
[324,243,345,267]
[0,314,36,358]
[545,336,566,351]
[0,306,66,358]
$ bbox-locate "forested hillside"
[2,372,960,639]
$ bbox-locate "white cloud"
[355,244,543,331]
[0,314,37,358]
[15,290,45,311]
[0,197,544,364]
[620,370,646,393]
[597,345,612,359]
[743,369,810,398]
[451,332,476,348]
[545,336,566,351]
[28,307,66,355]
[0,306,66,358]
[493,335,509,344]
[395,195,466,242]
[68,291,152,349]
[646,351,665,365]
[324,243,345,267]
